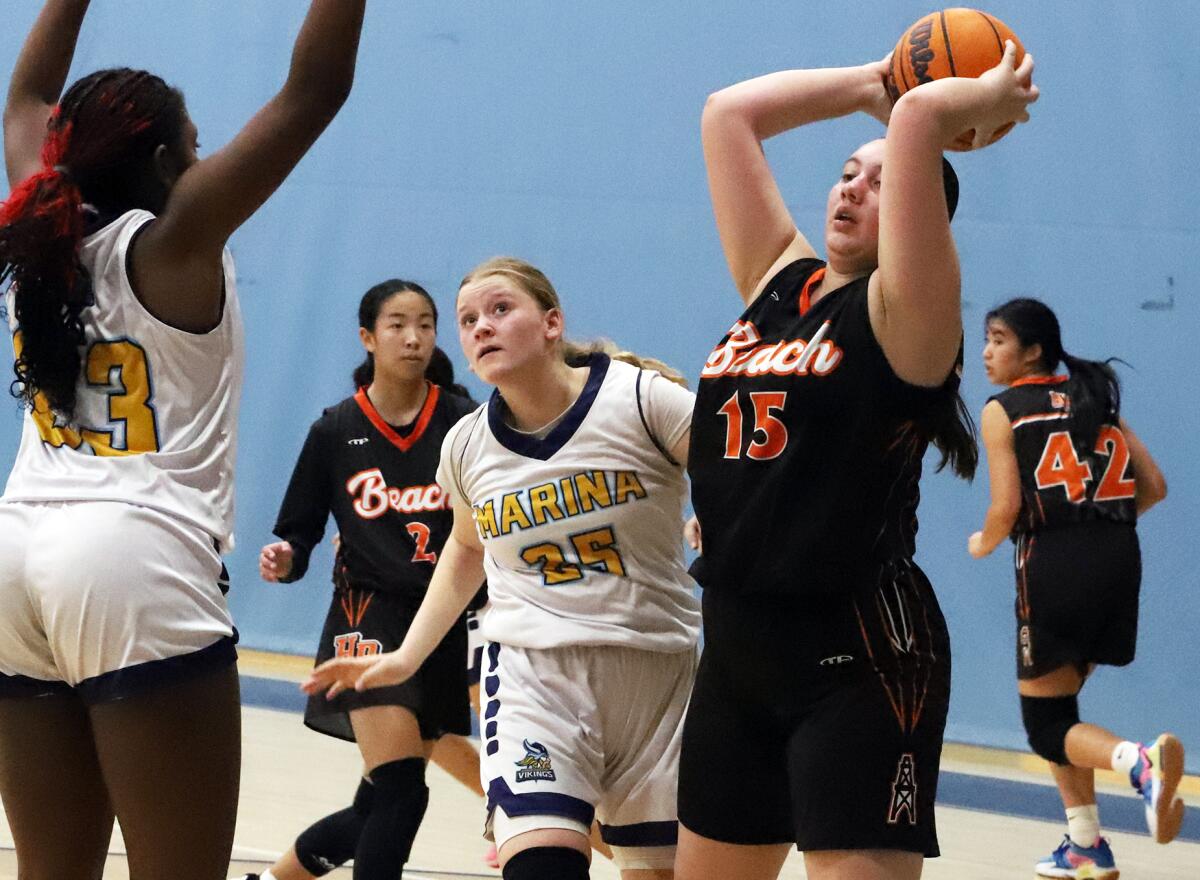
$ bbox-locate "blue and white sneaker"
[1035,835,1119,879]
[1131,733,1186,844]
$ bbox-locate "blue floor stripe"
[938,771,1199,842]
[239,675,1196,843]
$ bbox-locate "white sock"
[1066,803,1101,848]
[259,871,278,880]
[1111,740,1141,775]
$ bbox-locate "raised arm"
[969,400,1022,558]
[135,0,366,327]
[872,42,1037,386]
[4,0,91,186]
[701,60,892,304]
[303,495,486,697]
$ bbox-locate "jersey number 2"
[1034,426,1135,502]
[406,522,438,564]
[717,390,788,460]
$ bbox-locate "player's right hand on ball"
[302,651,417,699]
[260,541,294,582]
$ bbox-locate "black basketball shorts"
[679,561,950,856]
[304,587,471,742]
[1013,520,1141,680]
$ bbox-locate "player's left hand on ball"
[967,531,987,559]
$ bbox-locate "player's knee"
[359,757,429,865]
[502,846,590,880]
[1020,694,1079,765]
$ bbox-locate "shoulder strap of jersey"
[636,369,680,466]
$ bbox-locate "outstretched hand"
[969,40,1038,150]
[301,650,417,699]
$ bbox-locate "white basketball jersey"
[3,209,244,551]
[439,355,700,652]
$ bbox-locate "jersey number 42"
[1034,426,1135,503]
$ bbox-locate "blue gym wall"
[1,2,1196,768]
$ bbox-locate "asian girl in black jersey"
[972,297,1176,879]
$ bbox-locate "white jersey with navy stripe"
[3,209,244,551]
[438,354,699,652]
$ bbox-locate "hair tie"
[51,164,71,177]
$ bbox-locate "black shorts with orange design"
[679,561,950,856]
[304,586,471,743]
[1013,520,1140,680]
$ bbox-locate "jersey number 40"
[1034,426,1135,503]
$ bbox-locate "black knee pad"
[502,846,590,880]
[294,778,374,876]
[1020,694,1080,765]
[353,758,428,878]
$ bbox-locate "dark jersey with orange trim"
[688,259,957,596]
[991,378,1137,535]
[273,383,476,601]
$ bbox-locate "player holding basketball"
[675,43,1036,880]
[238,281,480,880]
[0,1,364,876]
[305,256,700,880]
[971,297,1176,880]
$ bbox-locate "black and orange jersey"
[688,259,958,596]
[991,376,1137,535]
[273,383,476,602]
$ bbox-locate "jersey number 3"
[15,333,160,455]
[1034,426,1135,502]
[718,390,788,460]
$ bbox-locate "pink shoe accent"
[484,843,500,869]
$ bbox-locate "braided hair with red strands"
[1,68,185,421]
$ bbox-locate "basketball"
[886,8,1025,150]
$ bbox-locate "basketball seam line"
[978,10,1004,56]
[940,11,957,77]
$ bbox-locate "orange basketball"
[885,8,1025,150]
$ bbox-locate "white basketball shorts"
[0,500,236,703]
[479,640,697,870]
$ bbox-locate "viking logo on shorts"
[333,631,382,658]
[887,753,917,826]
[514,739,556,783]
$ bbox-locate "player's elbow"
[1142,471,1167,506]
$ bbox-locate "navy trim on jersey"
[487,353,611,460]
[635,369,680,466]
[486,777,596,826]
[0,671,74,700]
[599,820,679,847]
[74,634,238,705]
